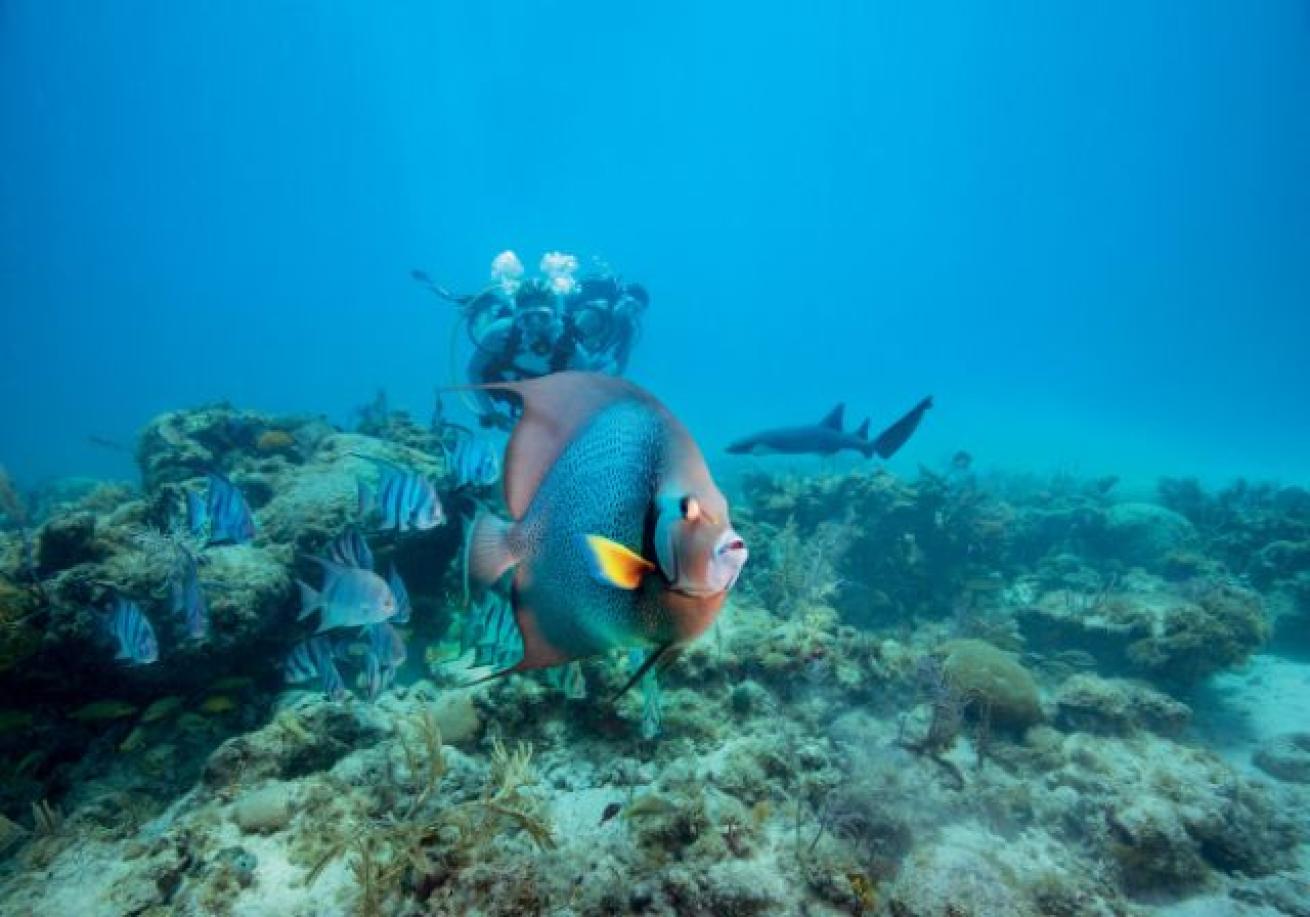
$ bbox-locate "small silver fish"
[296,558,396,633]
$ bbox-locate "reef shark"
[726,397,933,459]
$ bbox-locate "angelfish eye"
[680,496,701,521]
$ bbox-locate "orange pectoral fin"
[584,534,656,590]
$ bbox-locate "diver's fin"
[819,403,845,431]
[468,512,517,585]
[855,418,870,440]
[454,373,652,519]
[583,534,656,590]
[612,643,678,701]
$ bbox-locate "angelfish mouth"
[671,584,728,599]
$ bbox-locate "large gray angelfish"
[468,372,748,694]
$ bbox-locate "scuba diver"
[413,251,648,429]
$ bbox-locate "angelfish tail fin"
[468,512,517,585]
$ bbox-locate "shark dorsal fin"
[819,403,845,431]
[855,418,871,440]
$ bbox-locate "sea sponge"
[1125,581,1267,687]
[1055,674,1191,737]
[939,639,1043,730]
[431,693,482,746]
[233,782,293,833]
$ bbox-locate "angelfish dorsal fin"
[584,534,656,590]
[819,403,845,431]
[477,373,652,520]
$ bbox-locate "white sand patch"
[1193,654,1310,769]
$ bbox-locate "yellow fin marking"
[584,535,655,590]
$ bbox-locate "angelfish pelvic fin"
[583,534,656,590]
[612,643,680,701]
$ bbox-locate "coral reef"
[0,430,1307,914]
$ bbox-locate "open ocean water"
[1,4,1308,916]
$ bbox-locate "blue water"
[3,2,1308,488]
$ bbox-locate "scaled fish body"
[185,489,208,539]
[105,596,158,665]
[311,636,348,700]
[326,526,373,570]
[283,639,320,683]
[169,552,209,641]
[468,372,747,685]
[387,563,411,624]
[356,457,445,532]
[296,558,396,633]
[362,622,406,700]
[206,473,256,545]
[283,636,347,700]
[448,434,501,488]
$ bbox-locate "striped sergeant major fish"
[205,472,256,545]
[355,455,445,533]
[104,595,158,665]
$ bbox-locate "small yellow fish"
[0,709,34,734]
[208,675,255,693]
[118,726,147,753]
[69,700,138,722]
[140,696,185,723]
[176,712,210,733]
[197,695,237,715]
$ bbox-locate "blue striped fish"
[283,639,321,684]
[387,563,411,624]
[445,434,501,489]
[185,490,208,539]
[283,636,347,700]
[326,526,373,570]
[355,456,444,533]
[206,473,255,545]
[104,596,158,665]
[312,637,348,700]
[168,551,209,641]
[362,622,406,701]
